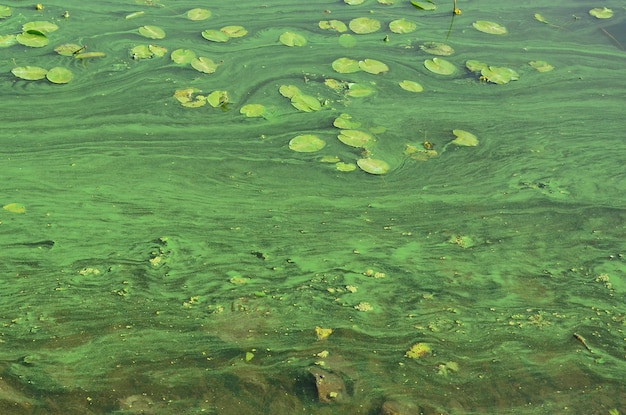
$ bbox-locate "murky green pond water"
[1,0,625,414]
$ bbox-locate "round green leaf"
[419,42,454,56]
[11,66,48,80]
[333,113,362,129]
[357,158,390,175]
[46,67,73,84]
[16,31,48,47]
[472,21,507,35]
[54,43,83,56]
[131,44,153,59]
[171,48,196,64]
[349,17,381,34]
[451,129,478,146]
[289,135,326,152]
[22,21,58,33]
[221,26,247,38]
[424,57,456,75]
[279,31,307,47]
[319,20,348,33]
[399,80,423,92]
[411,1,437,10]
[279,85,301,99]
[207,90,229,107]
[529,60,553,72]
[202,29,230,42]
[240,104,266,117]
[337,130,374,147]
[191,57,218,74]
[0,34,17,47]
[346,83,375,97]
[338,34,357,48]
[389,19,417,34]
[187,8,211,21]
[358,59,389,74]
[589,7,613,19]
[332,57,361,73]
[290,94,321,112]
[480,66,518,84]
[139,25,165,39]
[465,60,487,72]
[0,5,11,18]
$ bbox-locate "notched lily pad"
[465,59,487,72]
[12,66,48,80]
[357,158,390,175]
[451,129,478,146]
[138,25,166,39]
[420,42,454,56]
[173,88,207,108]
[349,17,381,34]
[171,49,196,64]
[290,93,321,112]
[389,19,417,34]
[399,80,423,92]
[221,25,247,38]
[424,57,456,75]
[279,31,307,47]
[22,21,58,33]
[411,1,436,10]
[0,5,12,19]
[319,20,348,33]
[529,60,553,72]
[332,57,361,73]
[333,113,361,129]
[207,90,229,108]
[187,8,211,21]
[191,57,219,74]
[0,34,17,47]
[279,84,301,99]
[46,67,73,84]
[16,31,48,47]
[358,59,389,74]
[54,43,83,56]
[240,104,266,117]
[589,7,613,19]
[346,83,375,97]
[201,29,229,42]
[338,130,374,147]
[472,21,507,35]
[289,135,326,152]
[480,66,518,84]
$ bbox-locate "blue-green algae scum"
[1,0,625,414]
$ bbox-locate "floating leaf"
[131,44,153,59]
[75,51,105,59]
[279,31,307,47]
[149,44,167,57]
[0,5,11,18]
[23,21,58,33]
[357,158,390,175]
[338,33,357,48]
[358,59,389,74]
[138,25,165,39]
[191,57,219,74]
[207,90,229,107]
[289,135,326,152]
[336,162,357,172]
[533,13,549,24]
[472,21,507,35]
[319,20,347,33]
[344,0,364,4]
[399,80,423,92]
[240,104,266,117]
[187,8,211,21]
[411,1,436,10]
[420,42,454,56]
[465,59,487,72]
[346,83,375,97]
[54,43,83,56]
[332,57,361,73]
[589,7,613,19]
[171,48,196,64]
[338,130,374,147]
[16,31,48,47]
[424,57,456,75]
[480,66,518,84]
[125,11,145,19]
[3,203,25,214]
[451,129,478,146]
[389,19,417,34]
[529,60,553,72]
[0,34,17,47]
[11,66,48,80]
[290,94,321,112]
[279,84,301,99]
[201,29,230,42]
[173,88,206,108]
[406,342,431,359]
[349,17,381,34]
[46,67,72,84]
[333,113,361,129]
[221,25,247,38]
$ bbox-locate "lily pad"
[240,104,266,117]
[75,52,105,59]
[411,1,436,10]
[149,44,167,57]
[481,66,518,84]
[319,20,348,33]
[289,135,326,152]
[424,57,456,75]
[131,44,153,59]
[338,130,374,147]
[358,59,389,74]
[349,17,381,34]
[338,34,357,48]
[207,90,229,107]
[346,83,375,97]
[202,30,230,42]
[399,80,423,92]
[221,25,247,38]
[451,129,478,146]
[333,113,362,129]
[279,84,301,99]
[191,57,219,74]
[12,66,48,80]
[357,158,390,175]
[125,11,145,20]
[465,59,487,72]
[22,21,58,33]
[290,94,321,112]
[16,31,48,47]
[529,60,553,72]
[171,49,196,64]
[187,8,211,21]
[420,42,454,56]
[54,43,83,56]
[332,57,361,73]
[589,7,613,19]
[472,21,507,35]
[0,5,11,18]
[3,203,25,213]
[336,162,357,172]
[279,31,307,47]
[173,88,206,108]
[46,67,73,84]
[0,34,17,47]
[138,25,166,39]
[344,0,365,4]
[389,19,417,34]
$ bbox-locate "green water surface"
[1,0,625,414]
